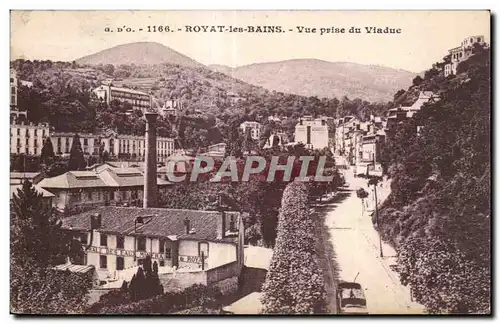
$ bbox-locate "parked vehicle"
[337,282,369,315]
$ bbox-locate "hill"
[76,42,203,68]
[209,59,416,102]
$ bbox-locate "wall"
[178,240,237,270]
[206,261,240,286]
[10,123,49,155]
[159,270,207,292]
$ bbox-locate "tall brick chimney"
[143,112,158,208]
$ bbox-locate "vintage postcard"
[9,10,491,315]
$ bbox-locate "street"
[325,167,425,314]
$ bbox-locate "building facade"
[444,35,487,77]
[37,165,172,214]
[159,99,182,117]
[294,116,329,150]
[10,121,50,155]
[239,121,262,141]
[93,84,152,113]
[50,129,175,162]
[10,69,28,123]
[62,207,245,282]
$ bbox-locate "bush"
[261,181,326,314]
[92,284,222,314]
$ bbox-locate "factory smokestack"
[144,112,158,208]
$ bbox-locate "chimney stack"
[143,112,158,208]
[217,211,227,239]
[184,217,190,234]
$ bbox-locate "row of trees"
[261,181,326,313]
[378,47,490,313]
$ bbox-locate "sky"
[10,10,490,73]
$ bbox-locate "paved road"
[325,168,425,314]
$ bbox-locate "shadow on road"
[312,192,349,314]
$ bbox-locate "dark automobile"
[337,282,369,314]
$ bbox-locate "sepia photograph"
[9,10,491,315]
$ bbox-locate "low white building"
[62,206,245,282]
[37,165,172,214]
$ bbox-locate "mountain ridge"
[209,59,417,102]
[75,41,416,102]
[75,42,204,68]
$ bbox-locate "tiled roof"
[61,206,240,243]
[38,167,172,190]
[10,184,55,199]
[38,171,107,189]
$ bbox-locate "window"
[17,129,20,135]
[25,138,28,146]
[137,237,146,251]
[159,240,165,253]
[100,255,107,269]
[117,236,124,249]
[34,129,37,136]
[25,129,29,136]
[87,191,92,200]
[100,234,108,247]
[80,233,88,245]
[42,130,45,138]
[159,260,165,267]
[165,248,172,259]
[10,78,14,83]
[198,242,209,258]
[117,257,124,270]
[34,139,37,147]
[83,138,88,145]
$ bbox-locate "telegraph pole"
[373,180,383,258]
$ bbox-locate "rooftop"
[62,206,241,243]
[53,263,96,274]
[10,184,55,199]
[37,166,172,190]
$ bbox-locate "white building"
[62,207,245,282]
[159,98,182,117]
[444,35,487,77]
[51,129,175,162]
[10,121,50,155]
[10,69,27,123]
[239,121,262,140]
[93,84,152,113]
[295,116,329,150]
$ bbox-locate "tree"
[103,64,115,76]
[11,180,90,314]
[412,75,424,86]
[127,256,163,302]
[68,133,86,171]
[41,137,55,165]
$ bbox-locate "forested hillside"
[12,59,391,149]
[379,47,491,313]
